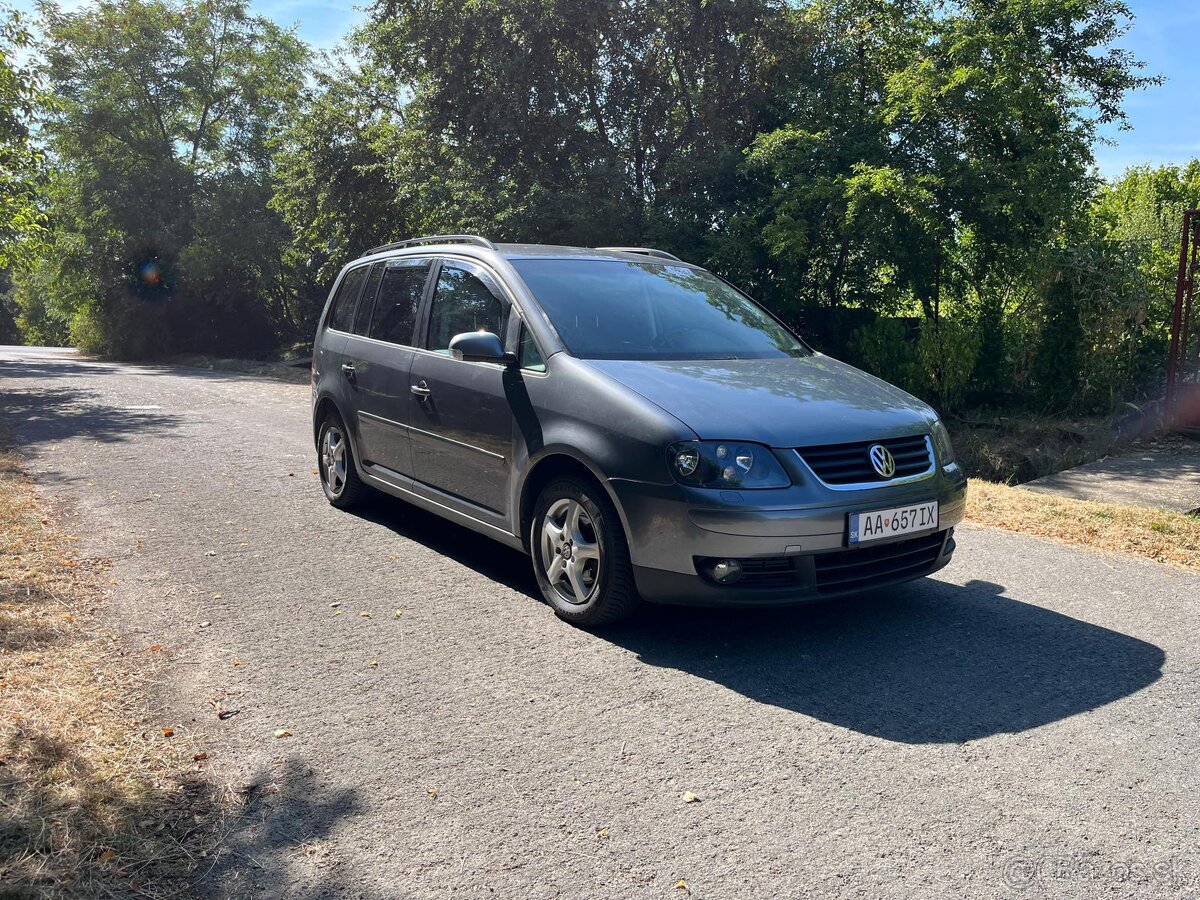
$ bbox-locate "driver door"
[408,259,513,516]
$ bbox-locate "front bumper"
[610,466,967,607]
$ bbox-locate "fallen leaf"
[682,791,700,804]
[311,468,318,475]
[274,728,292,739]
[161,728,174,737]
[98,850,115,866]
[426,788,438,799]
[149,644,162,652]
[597,827,609,839]
[675,880,689,892]
[212,593,222,600]
[393,609,403,618]
[334,609,345,615]
[193,752,208,761]
[359,611,372,618]
[231,658,242,666]
[369,660,378,667]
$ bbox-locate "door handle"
[341,363,356,382]
[410,380,432,400]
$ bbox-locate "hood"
[585,355,936,448]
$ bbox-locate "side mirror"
[448,331,514,364]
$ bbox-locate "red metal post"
[1180,217,1199,387]
[1165,210,1196,423]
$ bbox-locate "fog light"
[711,559,743,584]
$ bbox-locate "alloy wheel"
[321,425,348,497]
[539,497,602,605]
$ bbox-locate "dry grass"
[0,447,224,897]
[967,478,1200,572]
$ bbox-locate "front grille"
[737,556,800,588]
[813,531,946,594]
[796,434,933,486]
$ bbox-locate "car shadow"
[348,493,538,599]
[350,499,1164,745]
[605,578,1165,744]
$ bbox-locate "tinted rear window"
[327,266,368,332]
[353,263,385,335]
[370,263,429,346]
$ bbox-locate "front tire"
[318,413,368,509]
[531,477,640,626]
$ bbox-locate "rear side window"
[369,262,429,346]
[327,266,368,332]
[425,263,507,353]
[353,263,385,336]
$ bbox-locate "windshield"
[510,259,809,360]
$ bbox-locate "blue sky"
[1093,1,1200,177]
[12,1,1198,180]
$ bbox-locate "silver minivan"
[312,236,966,625]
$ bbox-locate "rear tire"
[531,477,640,626]
[318,412,368,510]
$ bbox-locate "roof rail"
[594,246,682,261]
[361,234,497,257]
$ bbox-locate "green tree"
[0,5,49,271]
[274,0,804,278]
[740,0,1153,323]
[15,0,307,355]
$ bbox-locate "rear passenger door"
[407,259,514,516]
[316,263,371,415]
[342,258,432,479]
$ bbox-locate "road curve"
[2,346,1198,899]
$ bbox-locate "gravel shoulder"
[2,347,1198,899]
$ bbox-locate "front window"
[425,263,507,353]
[510,259,808,361]
[519,326,546,372]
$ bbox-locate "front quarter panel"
[507,354,695,527]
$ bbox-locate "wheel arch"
[313,395,363,468]
[517,451,631,553]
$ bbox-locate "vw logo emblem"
[868,444,896,479]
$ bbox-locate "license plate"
[849,500,939,546]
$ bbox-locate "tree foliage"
[13,0,306,356]
[6,0,1187,416]
[0,5,49,270]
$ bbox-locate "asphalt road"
[2,346,1199,900]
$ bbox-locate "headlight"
[667,441,790,489]
[930,418,957,466]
